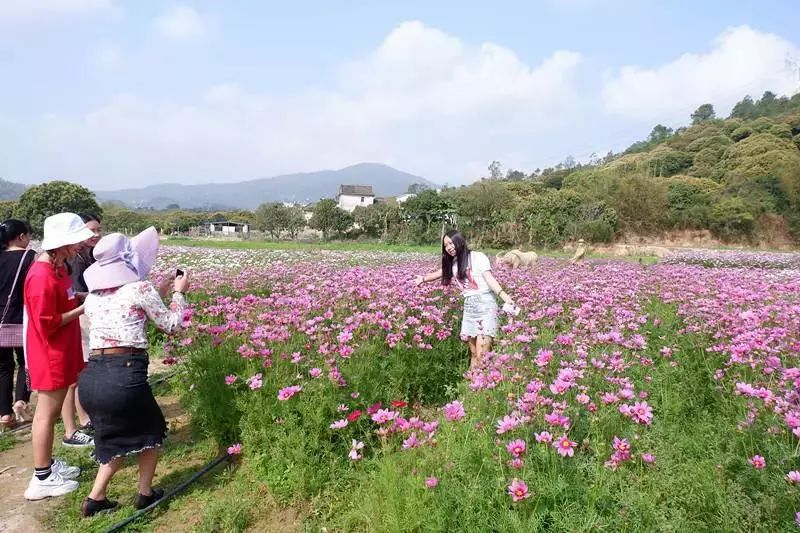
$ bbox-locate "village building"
[203,221,249,235]
[336,184,375,212]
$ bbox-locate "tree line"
[3,90,799,248]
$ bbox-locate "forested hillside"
[415,90,800,248]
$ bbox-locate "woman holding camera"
[77,227,189,517]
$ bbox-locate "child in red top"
[23,213,94,501]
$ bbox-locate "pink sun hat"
[83,227,160,292]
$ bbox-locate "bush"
[708,197,755,240]
[731,126,754,142]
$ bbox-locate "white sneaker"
[24,471,79,500]
[52,458,81,480]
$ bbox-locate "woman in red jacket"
[23,213,94,500]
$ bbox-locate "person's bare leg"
[32,389,68,469]
[475,335,494,369]
[88,458,123,500]
[468,338,478,370]
[137,448,159,496]
[75,386,90,427]
[61,384,77,438]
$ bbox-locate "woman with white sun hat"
[23,212,95,500]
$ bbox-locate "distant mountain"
[96,163,438,210]
[0,178,27,200]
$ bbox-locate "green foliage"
[401,190,455,244]
[691,103,716,124]
[519,190,617,247]
[665,176,721,229]
[14,180,103,235]
[353,203,402,240]
[731,126,754,142]
[315,305,799,532]
[310,199,353,239]
[254,202,305,238]
[0,200,16,220]
[709,197,755,239]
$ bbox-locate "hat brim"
[83,226,160,292]
[41,226,95,251]
[130,227,160,279]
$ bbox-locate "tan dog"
[496,249,538,268]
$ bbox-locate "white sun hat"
[40,213,95,251]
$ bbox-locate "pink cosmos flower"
[309,367,322,378]
[630,401,653,425]
[246,373,263,390]
[496,415,520,434]
[330,419,348,430]
[506,439,526,457]
[425,477,438,488]
[748,455,766,469]
[371,409,398,425]
[507,458,524,469]
[227,443,242,455]
[444,400,466,421]
[507,478,530,502]
[402,433,421,449]
[224,375,238,385]
[641,453,656,465]
[554,435,577,457]
[787,471,800,484]
[277,385,302,401]
[535,431,553,443]
[348,440,364,461]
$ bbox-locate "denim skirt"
[78,352,166,464]
[461,292,498,338]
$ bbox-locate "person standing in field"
[78,228,188,517]
[60,212,103,444]
[414,229,518,370]
[23,213,94,500]
[0,219,36,429]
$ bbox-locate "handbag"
[0,249,32,348]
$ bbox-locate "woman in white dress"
[415,230,517,370]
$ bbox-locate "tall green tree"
[310,199,353,239]
[691,104,716,125]
[255,202,291,238]
[14,180,102,235]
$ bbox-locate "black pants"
[0,346,30,416]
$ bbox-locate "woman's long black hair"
[441,229,470,286]
[0,219,32,251]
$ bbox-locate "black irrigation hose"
[103,452,233,533]
[6,421,32,434]
[148,369,179,386]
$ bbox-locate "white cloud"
[90,43,122,70]
[154,5,206,41]
[603,25,800,122]
[10,21,584,188]
[0,0,112,23]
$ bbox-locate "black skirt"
[78,352,167,464]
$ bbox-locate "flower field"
[159,246,800,532]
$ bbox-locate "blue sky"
[1,0,799,189]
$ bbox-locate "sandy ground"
[0,358,174,532]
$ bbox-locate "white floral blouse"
[84,281,186,350]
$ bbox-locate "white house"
[337,184,375,212]
[396,193,416,204]
[205,221,249,235]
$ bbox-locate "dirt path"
[0,361,177,532]
[0,424,57,533]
